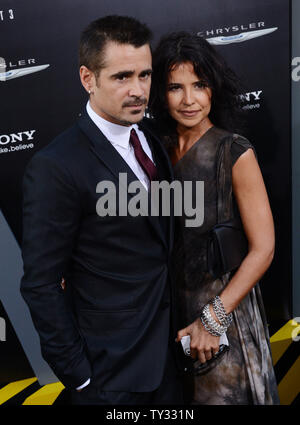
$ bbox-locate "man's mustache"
[123,97,148,107]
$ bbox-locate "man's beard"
[120,98,148,126]
[118,114,144,126]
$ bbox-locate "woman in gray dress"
[149,32,280,405]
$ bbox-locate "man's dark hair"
[149,31,245,144]
[79,15,152,77]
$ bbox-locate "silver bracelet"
[212,296,233,327]
[200,315,223,337]
[203,304,227,334]
[200,303,227,337]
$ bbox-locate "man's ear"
[79,65,96,95]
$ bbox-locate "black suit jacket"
[20,110,178,391]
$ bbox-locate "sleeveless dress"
[172,126,280,405]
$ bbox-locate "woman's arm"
[177,148,275,362]
[218,148,275,314]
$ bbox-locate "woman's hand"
[177,316,220,363]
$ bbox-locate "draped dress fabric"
[173,126,280,405]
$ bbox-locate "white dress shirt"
[75,103,155,391]
[86,101,155,191]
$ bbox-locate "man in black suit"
[20,16,183,404]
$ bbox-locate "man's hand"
[177,317,220,363]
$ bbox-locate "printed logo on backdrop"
[239,90,263,111]
[197,21,278,45]
[0,130,36,155]
[0,57,50,81]
[292,57,300,82]
[0,9,15,22]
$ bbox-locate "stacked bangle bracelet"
[200,295,233,337]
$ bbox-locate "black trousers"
[70,347,184,405]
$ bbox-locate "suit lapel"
[138,120,174,254]
[77,110,138,186]
[77,110,169,250]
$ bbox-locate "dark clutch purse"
[207,216,248,279]
[207,134,249,280]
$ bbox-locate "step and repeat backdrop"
[0,0,291,385]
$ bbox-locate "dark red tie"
[130,128,157,181]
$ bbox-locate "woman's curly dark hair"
[148,31,245,146]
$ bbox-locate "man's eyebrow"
[110,70,134,79]
[110,69,153,79]
[139,68,152,75]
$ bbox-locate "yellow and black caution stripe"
[0,378,66,405]
[270,319,300,405]
[0,320,299,405]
